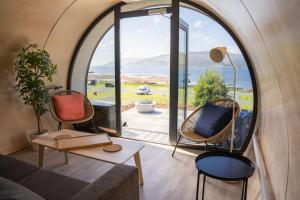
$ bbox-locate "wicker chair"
[49,90,97,132]
[172,98,240,157]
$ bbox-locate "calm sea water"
[90,65,253,89]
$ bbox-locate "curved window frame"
[68,0,258,154]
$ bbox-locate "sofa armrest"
[71,164,139,200]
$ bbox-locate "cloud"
[136,28,145,33]
[193,20,203,28]
[99,39,114,49]
[152,16,161,25]
[190,32,242,55]
[190,32,217,46]
[164,35,170,43]
[227,46,241,54]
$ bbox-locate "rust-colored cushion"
[52,94,85,121]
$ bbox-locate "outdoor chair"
[172,98,240,157]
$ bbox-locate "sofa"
[0,155,139,200]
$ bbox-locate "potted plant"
[135,96,155,113]
[15,44,57,150]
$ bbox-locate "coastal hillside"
[100,51,247,68]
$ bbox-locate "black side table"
[195,152,255,200]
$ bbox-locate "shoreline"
[88,74,253,91]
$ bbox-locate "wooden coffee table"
[32,129,145,184]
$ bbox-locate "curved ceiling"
[0,0,299,199]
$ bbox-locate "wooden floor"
[11,139,259,200]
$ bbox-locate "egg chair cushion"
[52,94,85,121]
[194,102,233,138]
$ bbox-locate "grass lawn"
[87,81,253,111]
[240,93,253,102]
[238,93,253,110]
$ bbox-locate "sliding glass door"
[114,0,189,144]
[169,0,189,144]
[177,21,189,129]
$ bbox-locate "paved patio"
[122,128,170,144]
[121,107,193,144]
[122,107,169,134]
[121,107,169,144]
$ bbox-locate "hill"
[100,51,247,68]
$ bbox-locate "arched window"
[69,1,257,153]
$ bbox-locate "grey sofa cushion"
[18,170,88,200]
[0,155,39,182]
[0,176,44,200]
[71,164,139,200]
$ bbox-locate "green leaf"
[193,69,229,106]
[14,43,58,127]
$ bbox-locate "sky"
[90,7,242,67]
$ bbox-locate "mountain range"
[99,51,247,68]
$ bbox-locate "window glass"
[180,6,254,150]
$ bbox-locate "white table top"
[32,129,145,164]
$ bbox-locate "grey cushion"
[0,176,44,200]
[0,155,39,182]
[18,170,88,200]
[72,164,139,200]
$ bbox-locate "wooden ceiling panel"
[1,1,300,199]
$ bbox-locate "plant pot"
[135,101,155,113]
[29,129,48,151]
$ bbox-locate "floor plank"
[10,140,257,200]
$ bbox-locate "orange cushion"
[52,94,85,121]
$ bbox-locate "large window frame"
[68,0,258,154]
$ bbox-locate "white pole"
[226,51,236,153]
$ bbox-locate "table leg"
[241,180,245,200]
[196,171,200,200]
[64,152,69,164]
[244,179,248,200]
[202,175,206,200]
[38,145,45,168]
[134,151,144,185]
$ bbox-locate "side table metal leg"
[244,179,248,200]
[196,172,200,200]
[202,175,206,200]
[241,180,245,200]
